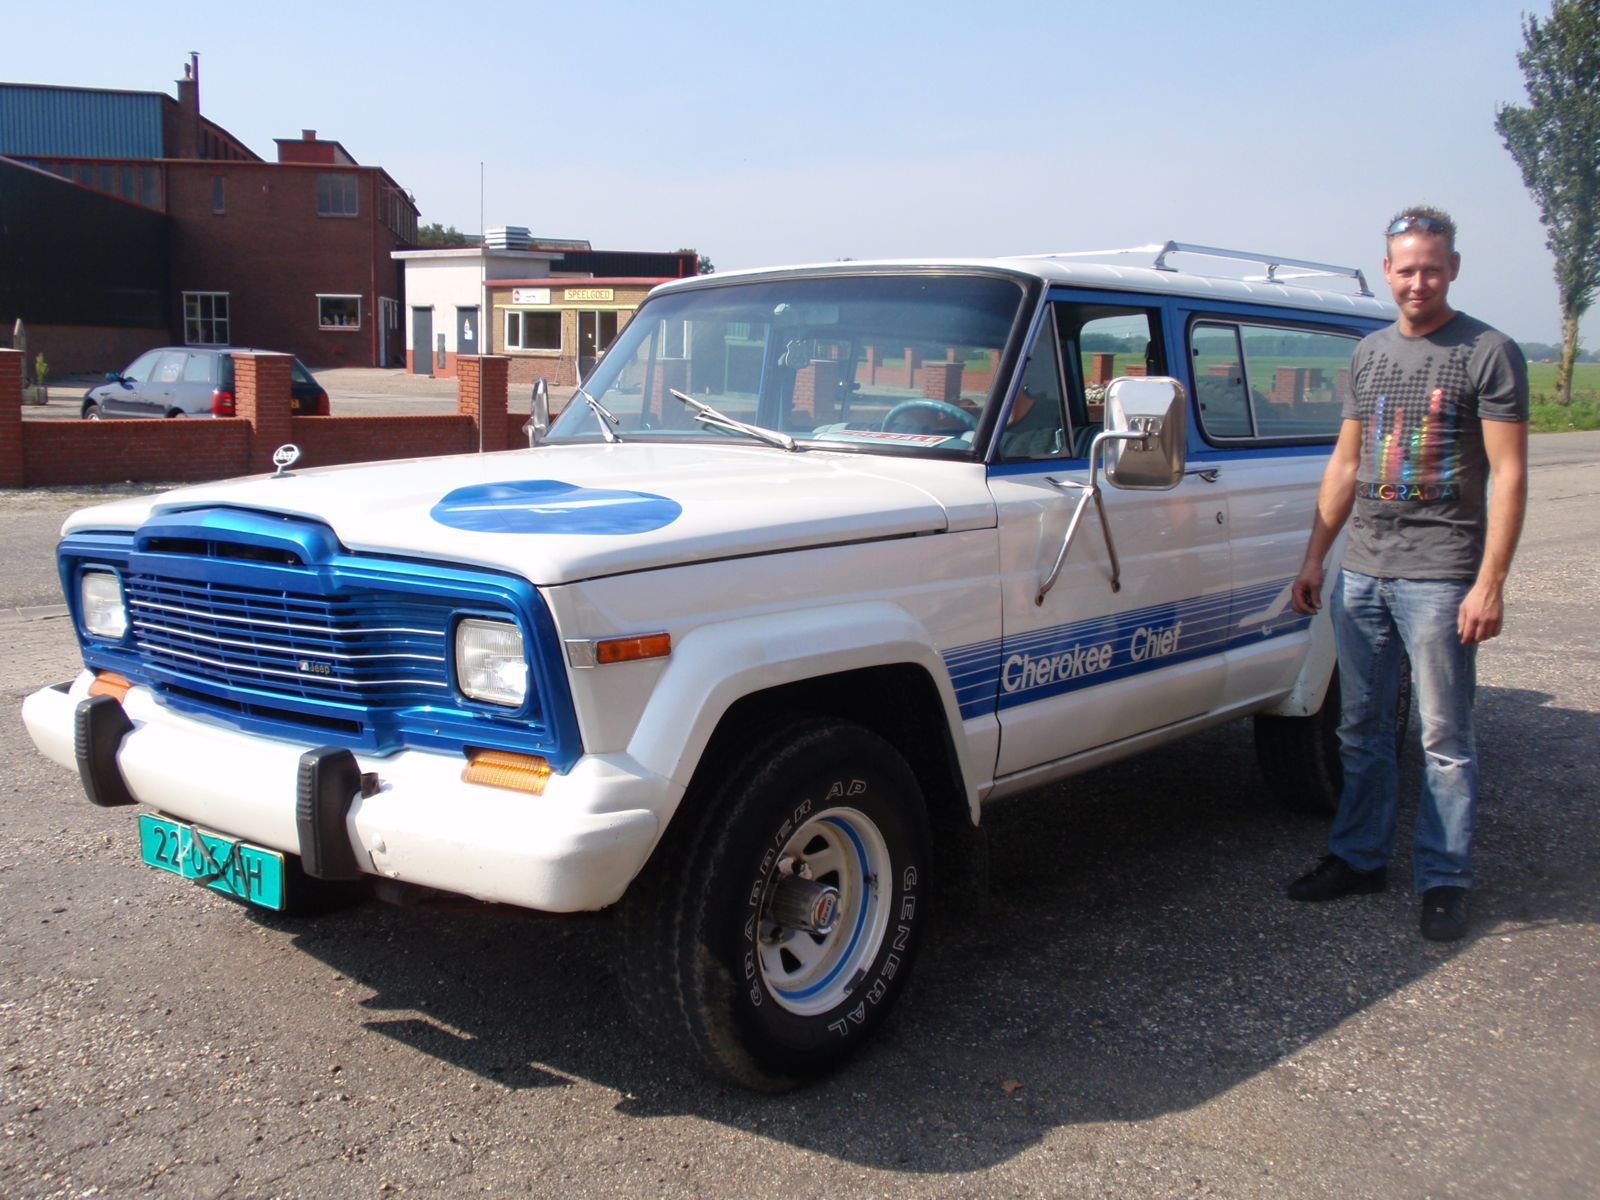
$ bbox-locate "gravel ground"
[1,433,1595,1198]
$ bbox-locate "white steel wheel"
[757,806,892,1017]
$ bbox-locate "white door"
[987,298,1231,777]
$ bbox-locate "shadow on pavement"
[266,684,1598,1172]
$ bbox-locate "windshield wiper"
[576,384,623,443]
[669,389,797,451]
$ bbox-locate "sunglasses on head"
[1386,215,1451,237]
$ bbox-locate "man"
[1286,206,1529,942]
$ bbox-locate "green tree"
[417,222,474,247]
[1496,0,1600,405]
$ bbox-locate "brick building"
[0,57,417,371]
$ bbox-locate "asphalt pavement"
[1,433,1596,1198]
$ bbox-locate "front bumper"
[22,673,668,912]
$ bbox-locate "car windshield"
[545,273,1027,456]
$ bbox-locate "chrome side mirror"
[527,378,550,446]
[1103,376,1188,490]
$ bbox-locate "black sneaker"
[1287,854,1387,902]
[1421,886,1469,942]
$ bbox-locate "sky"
[5,0,1589,349]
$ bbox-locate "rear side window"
[1190,320,1357,442]
[181,353,214,383]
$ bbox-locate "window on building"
[318,295,361,329]
[212,175,225,214]
[506,310,561,351]
[184,292,230,345]
[317,173,359,217]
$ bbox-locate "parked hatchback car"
[81,347,329,419]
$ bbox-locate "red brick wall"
[23,420,252,486]
[13,325,172,376]
[165,162,408,368]
[1,350,24,487]
[290,415,477,467]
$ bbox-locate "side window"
[1052,304,1166,457]
[120,350,163,382]
[998,320,1067,459]
[1190,319,1356,442]
[152,352,188,384]
[1191,323,1251,437]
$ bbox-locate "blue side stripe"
[942,578,1308,720]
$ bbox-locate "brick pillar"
[918,361,964,404]
[647,359,692,427]
[1123,363,1147,377]
[902,347,922,389]
[457,356,511,450]
[0,349,23,487]
[792,359,842,424]
[864,345,880,385]
[1090,353,1117,385]
[1336,367,1350,397]
[1272,366,1302,406]
[234,352,293,474]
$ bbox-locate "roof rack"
[1036,241,1372,297]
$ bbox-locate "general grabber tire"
[618,716,933,1091]
[1254,655,1412,816]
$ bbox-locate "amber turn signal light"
[461,749,552,795]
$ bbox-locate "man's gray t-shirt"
[1341,312,1528,581]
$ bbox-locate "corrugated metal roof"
[0,84,167,158]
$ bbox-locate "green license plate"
[138,814,286,911]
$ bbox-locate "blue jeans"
[1328,571,1479,893]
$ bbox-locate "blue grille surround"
[60,506,580,771]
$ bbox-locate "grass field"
[1526,361,1600,432]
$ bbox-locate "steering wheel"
[881,399,978,434]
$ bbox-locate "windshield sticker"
[812,429,956,447]
[431,480,682,535]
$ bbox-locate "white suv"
[23,243,1396,1089]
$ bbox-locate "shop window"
[317,173,359,217]
[183,292,230,346]
[318,295,361,329]
[506,310,561,351]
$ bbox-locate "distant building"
[393,230,693,383]
[0,56,417,371]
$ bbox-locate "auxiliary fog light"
[80,570,128,639]
[462,749,551,795]
[455,618,529,707]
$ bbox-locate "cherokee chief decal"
[430,479,682,535]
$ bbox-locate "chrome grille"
[124,575,451,703]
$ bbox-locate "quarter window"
[183,292,230,345]
[506,311,561,351]
[316,173,359,217]
[1190,321,1357,442]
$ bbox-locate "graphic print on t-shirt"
[1358,348,1473,503]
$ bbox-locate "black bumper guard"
[296,747,370,880]
[74,695,137,808]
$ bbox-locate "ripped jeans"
[1328,571,1479,893]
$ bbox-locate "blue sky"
[6,0,1588,348]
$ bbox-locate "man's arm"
[1457,418,1528,643]
[1290,419,1362,615]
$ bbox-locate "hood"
[62,444,997,585]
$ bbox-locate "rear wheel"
[618,717,932,1090]
[1254,657,1412,815]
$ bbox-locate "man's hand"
[1291,561,1324,616]
[1458,581,1505,644]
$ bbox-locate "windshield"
[546,273,1027,455]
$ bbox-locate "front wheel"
[82,402,102,420]
[618,717,932,1090]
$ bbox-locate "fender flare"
[625,601,984,818]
